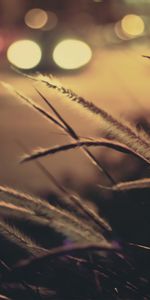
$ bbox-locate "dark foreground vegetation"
[1,73,150,300]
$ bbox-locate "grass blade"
[6,241,120,281]
[110,178,150,191]
[36,88,78,139]
[0,81,66,131]
[0,186,105,243]
[36,89,115,183]
[30,74,150,164]
[18,140,111,233]
[20,138,149,164]
[128,242,150,251]
[2,80,114,182]
[0,220,46,256]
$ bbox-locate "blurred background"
[1,0,150,196]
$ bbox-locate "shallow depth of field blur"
[1,0,150,196]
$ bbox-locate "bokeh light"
[121,14,145,37]
[53,39,92,70]
[7,40,42,69]
[25,8,48,29]
[42,11,58,31]
[114,22,130,40]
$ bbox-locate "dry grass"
[1,73,150,299]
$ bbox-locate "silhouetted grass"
[1,73,150,300]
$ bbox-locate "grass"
[0,73,150,299]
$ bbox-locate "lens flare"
[25,8,48,29]
[121,14,144,37]
[53,39,92,70]
[7,40,42,69]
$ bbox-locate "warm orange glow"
[25,8,48,29]
[7,40,42,69]
[121,14,144,37]
[53,39,92,70]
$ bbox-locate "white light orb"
[7,40,42,69]
[53,39,92,70]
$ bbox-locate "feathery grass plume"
[18,140,111,233]
[1,69,150,300]
[0,201,34,215]
[20,138,149,164]
[66,193,111,232]
[19,142,111,235]
[0,186,106,243]
[0,185,48,212]
[36,89,115,183]
[1,80,115,184]
[106,178,150,191]
[0,194,51,227]
[135,119,150,145]
[0,220,46,256]
[0,198,56,229]
[18,143,100,233]
[20,145,111,233]
[6,241,120,280]
[0,81,65,131]
[25,73,150,164]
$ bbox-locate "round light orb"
[121,14,145,37]
[7,40,42,69]
[53,39,92,70]
[25,8,48,29]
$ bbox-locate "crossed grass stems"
[1,73,150,298]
